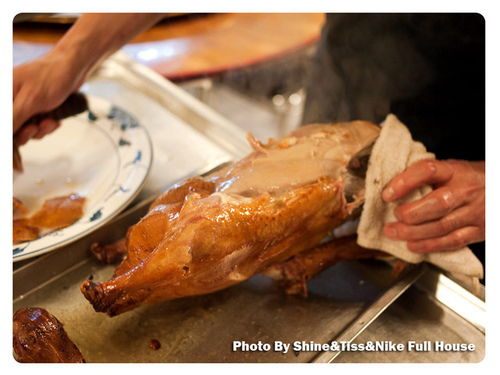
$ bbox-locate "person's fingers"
[392,186,463,225]
[13,59,67,134]
[14,118,61,145]
[32,118,60,139]
[381,159,484,253]
[382,160,454,202]
[405,226,484,253]
[383,205,471,241]
[15,124,38,145]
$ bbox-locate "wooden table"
[13,13,325,81]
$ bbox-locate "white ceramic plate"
[13,95,152,262]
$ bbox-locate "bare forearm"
[13,13,165,134]
[54,13,166,77]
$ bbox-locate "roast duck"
[81,121,385,316]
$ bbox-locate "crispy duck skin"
[13,307,85,363]
[28,194,86,229]
[13,219,40,243]
[81,121,380,316]
[90,179,215,266]
[13,194,85,244]
[13,197,29,216]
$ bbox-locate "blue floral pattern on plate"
[13,95,153,262]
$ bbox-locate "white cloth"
[357,114,484,284]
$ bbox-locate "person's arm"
[13,13,165,141]
[381,159,485,253]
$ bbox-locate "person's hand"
[381,159,485,253]
[13,13,166,146]
[13,50,86,145]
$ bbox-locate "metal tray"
[12,53,485,363]
[12,213,484,363]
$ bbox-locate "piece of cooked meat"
[28,194,86,229]
[81,121,380,316]
[13,219,40,243]
[13,194,86,244]
[13,197,29,217]
[13,307,85,363]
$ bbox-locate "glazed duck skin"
[81,121,380,316]
[13,307,85,363]
[13,194,86,244]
